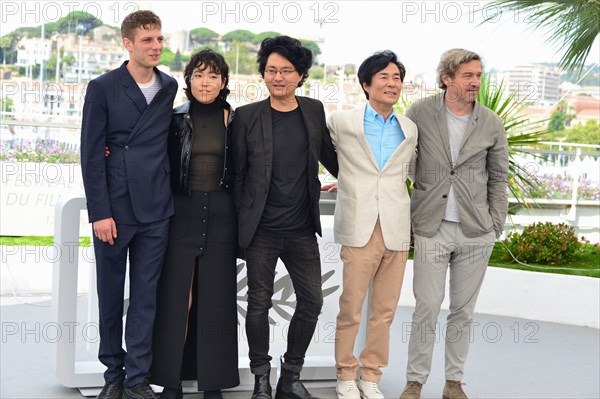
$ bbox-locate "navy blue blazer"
[81,61,178,224]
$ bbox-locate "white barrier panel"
[51,195,361,391]
[1,162,88,236]
[51,195,98,387]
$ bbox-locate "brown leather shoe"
[399,381,422,399]
[442,380,468,399]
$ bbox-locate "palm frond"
[482,0,600,74]
[477,74,550,206]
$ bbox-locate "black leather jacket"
[167,100,235,194]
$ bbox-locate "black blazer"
[80,62,178,224]
[232,96,338,249]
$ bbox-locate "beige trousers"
[335,219,408,382]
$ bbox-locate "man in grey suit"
[400,49,509,399]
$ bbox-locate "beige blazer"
[327,104,418,251]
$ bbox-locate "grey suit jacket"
[406,93,509,238]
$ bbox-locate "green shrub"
[504,222,581,265]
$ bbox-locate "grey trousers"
[406,221,495,384]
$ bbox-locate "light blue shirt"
[363,102,405,170]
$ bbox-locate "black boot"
[274,368,317,399]
[252,372,272,399]
[204,390,222,399]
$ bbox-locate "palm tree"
[483,0,600,74]
[477,75,549,203]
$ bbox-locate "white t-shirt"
[137,71,162,105]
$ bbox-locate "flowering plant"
[0,140,80,163]
[512,174,599,201]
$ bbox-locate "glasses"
[264,68,296,77]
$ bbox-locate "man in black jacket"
[232,35,338,399]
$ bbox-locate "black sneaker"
[123,383,159,399]
[97,381,123,399]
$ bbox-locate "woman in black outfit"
[151,49,239,399]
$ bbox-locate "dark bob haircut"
[256,35,313,87]
[183,49,230,103]
[357,50,406,100]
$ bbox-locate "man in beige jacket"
[324,51,417,399]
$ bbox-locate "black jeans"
[244,234,323,375]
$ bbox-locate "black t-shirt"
[256,106,314,238]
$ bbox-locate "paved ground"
[1,295,598,399]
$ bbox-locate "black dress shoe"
[160,383,183,399]
[123,383,159,399]
[97,381,124,399]
[204,389,223,399]
[252,373,272,399]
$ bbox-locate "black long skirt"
[150,190,240,390]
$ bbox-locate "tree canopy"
[222,29,255,42]
[190,28,219,44]
[301,39,321,58]
[160,47,190,70]
[252,31,282,44]
[546,120,600,145]
[7,11,102,38]
[224,41,256,75]
[1,11,105,64]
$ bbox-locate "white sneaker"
[336,379,361,399]
[358,379,384,399]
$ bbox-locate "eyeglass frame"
[264,67,297,77]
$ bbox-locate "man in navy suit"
[80,10,177,399]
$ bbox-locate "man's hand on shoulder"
[93,218,117,245]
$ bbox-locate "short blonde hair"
[436,49,482,89]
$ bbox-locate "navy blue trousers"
[93,218,169,388]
